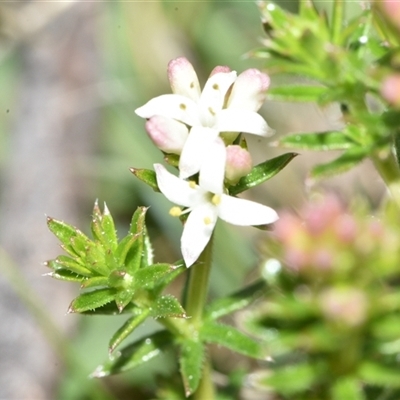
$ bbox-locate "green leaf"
[229,153,298,196]
[115,289,134,312]
[91,330,173,377]
[82,301,139,315]
[259,363,316,396]
[205,280,266,320]
[310,147,368,179]
[150,294,187,319]
[164,153,180,167]
[84,240,109,276]
[267,85,328,102]
[68,288,116,313]
[91,201,118,252]
[278,131,357,151]
[46,256,92,277]
[133,264,174,290]
[125,207,148,274]
[200,322,263,359]
[179,339,205,397]
[130,168,159,191]
[359,361,400,388]
[114,233,138,267]
[47,217,89,257]
[109,310,151,353]
[80,276,109,289]
[44,268,84,283]
[153,260,186,295]
[331,378,364,400]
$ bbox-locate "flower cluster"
[135,57,278,267]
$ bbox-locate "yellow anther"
[208,107,216,116]
[169,206,182,217]
[212,83,219,90]
[204,216,212,225]
[211,194,221,205]
[189,181,197,189]
[179,103,187,110]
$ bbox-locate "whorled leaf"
[68,288,116,313]
[258,363,317,396]
[47,217,90,258]
[310,147,369,180]
[109,310,151,354]
[133,264,175,291]
[130,168,159,192]
[277,131,357,151]
[331,378,364,400]
[91,200,118,252]
[179,339,205,397]
[150,294,187,319]
[359,361,400,388]
[82,301,139,315]
[229,153,298,196]
[46,256,92,277]
[43,267,84,283]
[205,280,266,321]
[200,321,264,359]
[266,85,328,102]
[91,330,173,377]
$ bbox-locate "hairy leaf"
[229,153,298,196]
[91,330,173,377]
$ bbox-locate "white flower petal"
[218,195,279,226]
[154,164,202,207]
[179,126,219,179]
[198,71,237,127]
[135,94,200,126]
[168,57,201,101]
[227,69,270,112]
[145,116,188,154]
[181,203,218,267]
[199,136,226,194]
[215,109,274,136]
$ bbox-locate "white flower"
[154,138,278,267]
[136,57,273,179]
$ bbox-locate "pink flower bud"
[381,74,400,107]
[334,214,357,243]
[381,0,400,30]
[227,69,270,112]
[225,145,253,183]
[145,115,189,154]
[319,288,368,327]
[167,57,201,101]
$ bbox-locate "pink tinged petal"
[167,57,201,102]
[179,126,219,179]
[198,71,237,127]
[217,195,279,226]
[199,136,226,194]
[381,74,400,106]
[145,116,189,154]
[135,94,200,126]
[227,69,270,112]
[154,164,202,207]
[215,109,274,136]
[181,203,218,267]
[209,65,231,76]
[225,145,253,183]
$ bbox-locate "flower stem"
[185,236,214,327]
[331,0,344,45]
[185,237,215,400]
[371,149,400,209]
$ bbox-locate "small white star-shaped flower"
[136,57,273,179]
[154,138,278,267]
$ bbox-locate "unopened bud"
[225,145,253,184]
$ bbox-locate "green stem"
[331,0,344,45]
[185,237,214,327]
[371,150,400,209]
[185,237,215,400]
